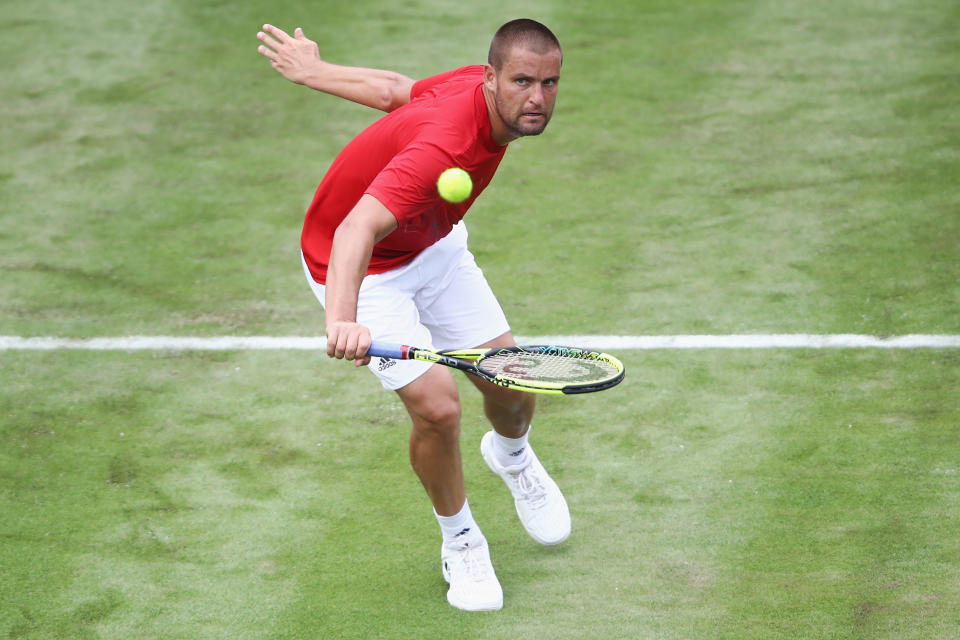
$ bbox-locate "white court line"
[1,334,959,351]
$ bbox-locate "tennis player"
[257,19,568,611]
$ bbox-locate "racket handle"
[367,341,410,360]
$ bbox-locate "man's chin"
[511,122,549,138]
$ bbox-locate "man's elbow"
[382,74,414,112]
[369,85,393,112]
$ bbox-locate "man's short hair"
[488,19,562,70]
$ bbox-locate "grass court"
[2,0,958,638]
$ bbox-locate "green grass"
[2,351,958,638]
[2,0,959,638]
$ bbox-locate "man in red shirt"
[258,19,567,611]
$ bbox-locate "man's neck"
[481,85,515,146]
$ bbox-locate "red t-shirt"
[301,65,507,284]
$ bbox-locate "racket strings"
[479,351,620,384]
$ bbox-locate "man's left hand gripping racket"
[366,342,625,395]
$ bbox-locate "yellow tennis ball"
[437,168,473,203]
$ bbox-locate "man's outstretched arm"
[256,24,414,112]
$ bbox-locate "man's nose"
[527,83,544,107]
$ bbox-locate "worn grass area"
[2,350,958,639]
[1,0,958,638]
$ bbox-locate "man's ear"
[483,64,497,92]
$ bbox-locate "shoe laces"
[515,464,548,508]
[450,539,493,582]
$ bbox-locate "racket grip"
[367,341,410,360]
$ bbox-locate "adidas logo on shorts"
[377,358,397,372]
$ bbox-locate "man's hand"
[256,24,320,86]
[326,320,373,367]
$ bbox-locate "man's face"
[485,46,562,141]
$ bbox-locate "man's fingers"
[326,324,372,362]
[262,23,291,43]
[256,44,276,60]
[343,332,367,361]
[256,29,281,51]
[353,333,372,367]
[325,324,341,358]
[256,29,282,62]
[328,332,346,358]
[352,333,371,366]
[327,330,359,360]
[294,27,304,39]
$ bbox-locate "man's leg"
[395,363,503,612]
[302,242,501,610]
[463,331,536,439]
[395,364,465,515]
[469,331,572,546]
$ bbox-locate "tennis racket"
[366,342,625,395]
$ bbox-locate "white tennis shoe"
[441,531,503,612]
[480,430,571,545]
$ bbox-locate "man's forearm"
[325,223,374,328]
[324,194,399,329]
[304,62,414,112]
[322,195,397,361]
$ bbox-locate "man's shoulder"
[358,65,494,160]
[410,65,485,102]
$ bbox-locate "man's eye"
[516,78,528,85]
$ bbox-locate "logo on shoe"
[509,447,526,457]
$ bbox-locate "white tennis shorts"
[302,222,510,390]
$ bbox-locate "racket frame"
[367,342,625,395]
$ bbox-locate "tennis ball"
[437,167,473,203]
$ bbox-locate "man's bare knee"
[410,396,461,438]
[398,366,462,439]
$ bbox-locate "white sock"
[435,498,481,544]
[492,426,531,468]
